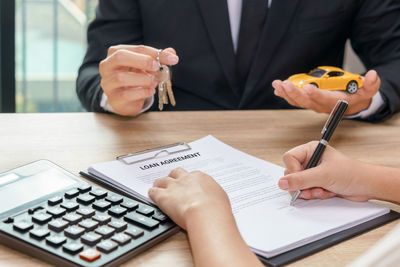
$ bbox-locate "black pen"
[290,100,348,206]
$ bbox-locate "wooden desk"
[1,110,399,266]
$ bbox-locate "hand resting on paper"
[148,168,231,229]
[278,142,400,204]
[148,168,264,267]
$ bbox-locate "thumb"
[164,47,177,55]
[362,70,380,96]
[278,168,326,191]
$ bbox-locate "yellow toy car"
[288,66,363,94]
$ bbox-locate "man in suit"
[77,0,400,122]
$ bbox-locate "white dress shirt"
[101,0,384,119]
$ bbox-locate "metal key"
[165,67,176,106]
[158,81,165,111]
[156,49,176,110]
[156,65,175,110]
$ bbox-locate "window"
[307,68,326,78]
[14,0,98,112]
[327,71,344,77]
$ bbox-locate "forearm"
[359,163,400,203]
[186,207,263,267]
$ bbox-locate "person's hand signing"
[272,70,381,116]
[99,45,179,116]
[278,142,371,202]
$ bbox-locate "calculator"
[0,160,178,266]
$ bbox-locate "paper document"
[88,135,389,258]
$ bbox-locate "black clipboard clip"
[116,143,192,165]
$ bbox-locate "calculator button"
[34,206,45,212]
[48,196,63,206]
[111,233,131,245]
[152,210,168,223]
[92,200,111,211]
[124,213,159,229]
[136,205,155,216]
[76,207,95,218]
[95,226,115,239]
[90,189,107,199]
[29,228,50,239]
[28,208,35,215]
[105,195,123,205]
[3,217,14,224]
[63,242,83,255]
[32,212,52,224]
[79,248,101,262]
[65,189,79,199]
[108,206,127,217]
[81,232,102,246]
[13,221,34,232]
[46,235,67,247]
[97,240,118,254]
[62,213,83,224]
[78,184,92,193]
[120,200,139,211]
[78,219,99,232]
[64,225,85,239]
[28,206,43,214]
[77,194,96,205]
[124,227,144,239]
[61,201,79,212]
[48,219,69,232]
[47,207,67,218]
[92,214,112,225]
[108,221,128,232]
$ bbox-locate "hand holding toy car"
[272,67,381,116]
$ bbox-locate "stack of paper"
[88,136,389,258]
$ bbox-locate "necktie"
[236,0,268,90]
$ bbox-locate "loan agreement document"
[88,135,389,258]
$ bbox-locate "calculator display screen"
[0,168,77,214]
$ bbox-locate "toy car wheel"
[346,81,358,94]
[310,83,319,88]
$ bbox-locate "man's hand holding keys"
[99,45,179,116]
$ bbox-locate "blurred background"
[14,0,98,112]
[0,0,365,113]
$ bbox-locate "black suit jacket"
[77,0,400,121]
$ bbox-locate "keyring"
[156,49,162,69]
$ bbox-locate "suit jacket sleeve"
[350,0,400,122]
[76,0,142,112]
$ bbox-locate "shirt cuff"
[345,92,385,119]
[100,93,154,114]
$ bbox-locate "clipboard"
[116,142,192,165]
[80,142,400,267]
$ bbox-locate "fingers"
[107,45,179,66]
[302,85,349,113]
[100,49,160,75]
[278,167,326,191]
[302,188,336,200]
[169,168,189,179]
[148,187,166,204]
[107,87,155,107]
[272,80,301,107]
[153,177,176,188]
[101,71,157,94]
[362,70,380,97]
[273,80,339,112]
[283,141,318,172]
